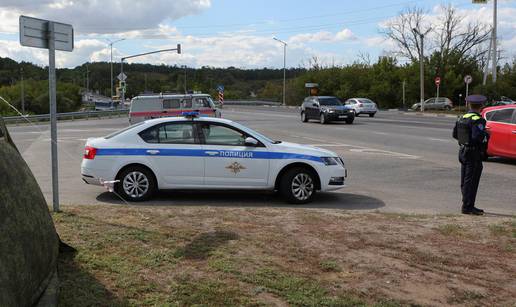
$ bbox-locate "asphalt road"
[7,106,516,215]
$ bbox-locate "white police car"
[81,113,347,203]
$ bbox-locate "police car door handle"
[146,150,160,155]
[205,151,219,156]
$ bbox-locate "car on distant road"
[129,93,221,124]
[481,104,516,160]
[344,98,378,117]
[300,96,355,124]
[490,96,516,106]
[411,97,454,111]
[81,113,347,203]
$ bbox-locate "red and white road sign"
[434,77,441,86]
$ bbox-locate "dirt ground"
[54,205,515,306]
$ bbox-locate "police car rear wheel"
[116,167,156,201]
[280,167,316,204]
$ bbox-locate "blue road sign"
[217,85,224,92]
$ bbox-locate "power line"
[76,0,431,33]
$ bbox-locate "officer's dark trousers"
[459,147,483,209]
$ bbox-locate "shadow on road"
[96,190,385,210]
[486,157,516,166]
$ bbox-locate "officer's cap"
[466,94,487,105]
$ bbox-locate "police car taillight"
[84,146,97,160]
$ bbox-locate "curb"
[398,111,458,119]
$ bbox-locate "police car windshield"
[231,122,277,144]
[105,122,145,139]
[319,98,343,106]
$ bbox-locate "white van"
[129,93,221,124]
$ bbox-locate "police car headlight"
[321,157,340,166]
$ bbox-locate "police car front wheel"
[116,166,156,201]
[280,167,316,204]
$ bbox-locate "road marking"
[307,142,420,160]
[373,131,388,135]
[349,148,419,159]
[428,137,453,143]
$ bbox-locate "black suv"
[300,96,355,124]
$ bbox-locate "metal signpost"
[19,15,74,212]
[434,77,441,101]
[464,75,473,98]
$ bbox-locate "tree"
[383,5,491,65]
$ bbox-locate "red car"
[481,104,516,159]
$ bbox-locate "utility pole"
[402,80,406,110]
[482,33,492,85]
[106,38,125,99]
[492,0,497,83]
[412,28,425,111]
[273,37,287,106]
[20,68,25,114]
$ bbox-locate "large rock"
[0,117,59,306]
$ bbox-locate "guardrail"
[2,109,129,125]
[222,100,281,106]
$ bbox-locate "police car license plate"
[338,115,347,118]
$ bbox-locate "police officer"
[453,95,489,215]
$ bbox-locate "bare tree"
[383,5,491,64]
[436,5,491,63]
[382,7,431,62]
[357,51,372,66]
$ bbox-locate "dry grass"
[53,205,516,306]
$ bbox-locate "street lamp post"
[120,44,181,102]
[412,28,425,112]
[106,38,125,99]
[273,37,287,106]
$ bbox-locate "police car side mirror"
[312,103,318,107]
[244,137,259,147]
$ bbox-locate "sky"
[0,0,515,69]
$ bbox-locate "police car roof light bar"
[182,111,200,118]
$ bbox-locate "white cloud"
[0,0,211,34]
[0,38,110,67]
[335,28,355,41]
[288,28,355,45]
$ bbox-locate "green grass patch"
[437,224,465,236]
[242,267,365,306]
[170,275,255,306]
[319,259,341,272]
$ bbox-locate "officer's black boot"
[462,205,483,215]
[472,207,484,215]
